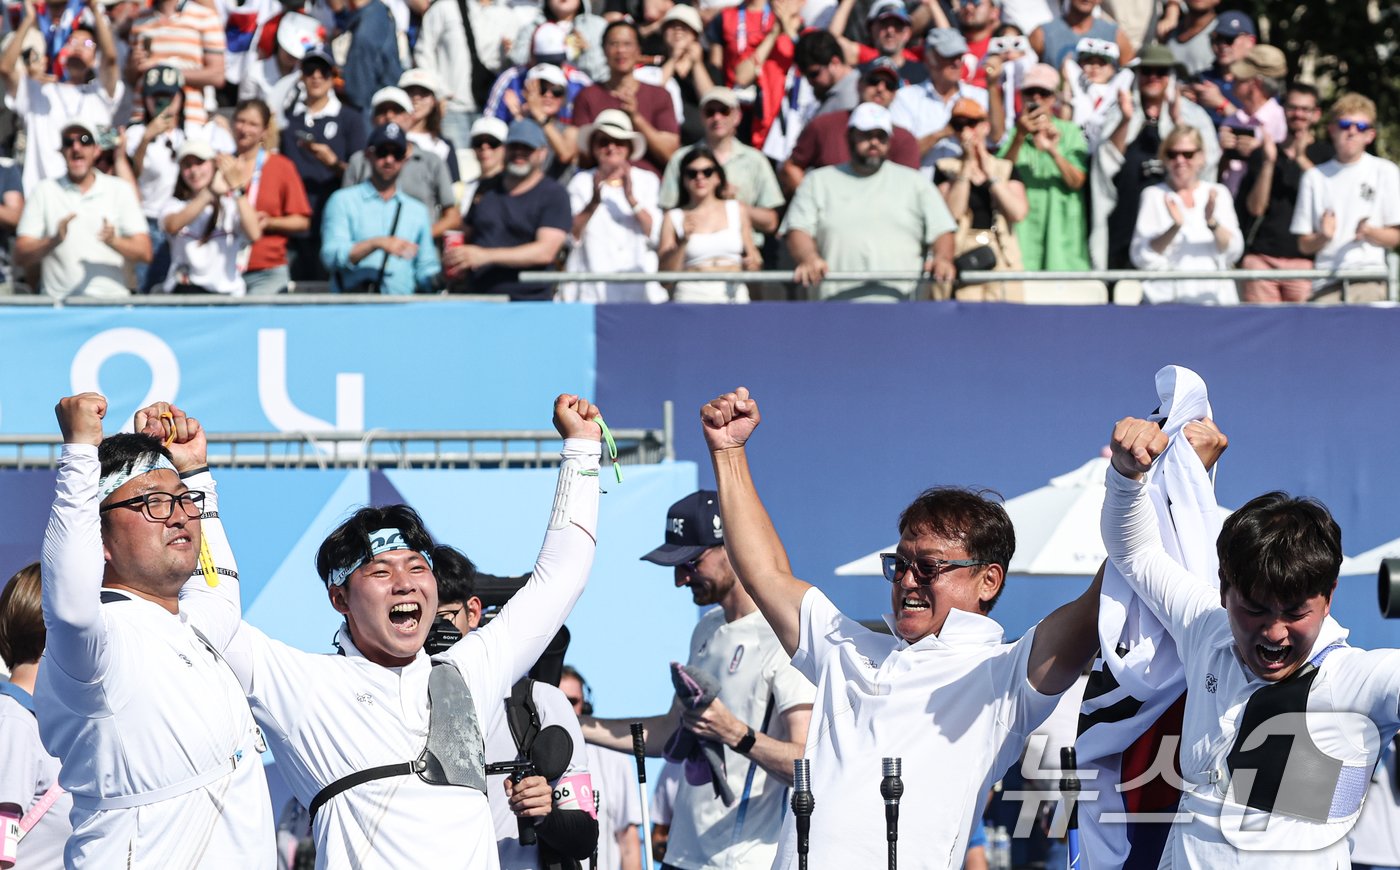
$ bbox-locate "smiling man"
[217,394,603,869]
[702,386,1102,869]
[1105,416,1400,865]
[38,395,273,866]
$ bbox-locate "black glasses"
[1022,87,1053,99]
[702,103,732,117]
[372,145,406,160]
[471,137,502,149]
[302,63,333,79]
[879,552,988,586]
[61,133,94,149]
[1166,148,1199,161]
[950,118,980,131]
[1335,119,1373,133]
[1210,33,1240,45]
[542,85,567,98]
[683,166,717,180]
[100,490,205,521]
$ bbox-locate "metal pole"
[630,723,656,870]
[881,757,903,870]
[792,758,814,870]
[663,400,675,462]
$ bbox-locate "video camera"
[423,572,572,687]
[1378,559,1400,618]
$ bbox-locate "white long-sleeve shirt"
[220,438,601,870]
[36,445,274,868]
[1102,466,1400,867]
[1130,181,1244,305]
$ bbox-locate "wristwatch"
[733,726,756,755]
[1206,220,1219,230]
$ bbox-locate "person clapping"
[158,140,263,295]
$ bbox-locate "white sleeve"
[1213,183,1244,265]
[1290,167,1320,236]
[39,444,109,684]
[1129,185,1172,270]
[1376,160,1400,228]
[444,438,601,703]
[1101,465,1220,643]
[177,468,245,651]
[791,586,851,684]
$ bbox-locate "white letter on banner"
[257,329,364,433]
[71,328,180,432]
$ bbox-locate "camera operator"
[429,546,599,870]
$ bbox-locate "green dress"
[1000,118,1091,271]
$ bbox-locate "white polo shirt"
[889,80,990,178]
[16,171,147,298]
[486,680,591,870]
[36,446,275,868]
[220,440,600,870]
[7,75,124,194]
[772,588,1060,870]
[1104,467,1400,867]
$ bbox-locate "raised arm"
[40,394,112,683]
[702,387,811,657]
[1025,563,1103,694]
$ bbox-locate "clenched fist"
[1110,416,1167,480]
[701,387,761,453]
[553,394,603,441]
[55,393,107,446]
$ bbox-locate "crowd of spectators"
[0,0,1393,302]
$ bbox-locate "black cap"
[641,490,724,566]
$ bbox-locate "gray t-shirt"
[1167,17,1217,76]
[0,689,72,868]
[343,147,456,218]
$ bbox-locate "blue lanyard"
[735,4,772,49]
[0,681,35,714]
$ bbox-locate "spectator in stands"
[335,0,403,113]
[1061,36,1133,151]
[1292,93,1400,304]
[399,68,462,182]
[126,0,225,126]
[16,119,149,298]
[794,30,861,120]
[562,109,663,301]
[716,0,800,149]
[224,98,311,295]
[508,0,610,82]
[237,10,321,127]
[828,0,927,86]
[779,58,919,194]
[0,158,22,292]
[158,139,262,295]
[414,0,516,149]
[1236,82,1332,303]
[0,562,72,869]
[1002,64,1090,272]
[1029,0,1133,71]
[571,20,680,176]
[492,62,584,171]
[559,666,643,870]
[281,47,367,282]
[1129,124,1243,304]
[659,147,761,302]
[1214,44,1286,194]
[1089,44,1218,270]
[2,0,123,195]
[126,65,234,291]
[448,119,570,300]
[343,87,458,239]
[649,5,716,146]
[486,24,592,134]
[955,0,1001,89]
[1155,0,1218,77]
[659,87,782,243]
[1182,10,1254,127]
[936,99,1027,299]
[781,102,956,300]
[465,116,509,192]
[321,121,441,294]
[892,28,1001,178]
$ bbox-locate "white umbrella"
[1340,538,1400,577]
[836,456,1113,578]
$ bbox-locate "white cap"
[847,102,893,134]
[470,116,509,143]
[526,63,568,89]
[370,86,413,115]
[661,4,703,34]
[175,138,216,162]
[60,118,101,142]
[276,12,323,60]
[398,67,445,99]
[532,22,567,59]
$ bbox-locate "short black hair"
[795,31,843,70]
[98,433,173,482]
[897,487,1015,611]
[431,545,478,605]
[1286,81,1321,103]
[315,505,435,585]
[602,19,639,45]
[1216,491,1341,605]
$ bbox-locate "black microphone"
[881,757,903,870]
[792,758,814,870]
[486,724,574,846]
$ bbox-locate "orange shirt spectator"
[128,0,226,125]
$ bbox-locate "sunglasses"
[371,145,406,160]
[702,102,733,117]
[594,138,630,151]
[302,64,333,79]
[1166,148,1199,161]
[540,85,568,98]
[471,137,503,149]
[1210,33,1241,45]
[1139,68,1172,78]
[683,166,717,181]
[1335,119,1373,133]
[950,118,981,131]
[879,553,989,586]
[61,133,95,149]
[1021,87,1053,98]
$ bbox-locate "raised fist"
[134,401,207,472]
[1110,416,1168,480]
[701,387,760,453]
[553,394,603,441]
[55,393,106,446]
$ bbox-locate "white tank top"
[669,199,744,269]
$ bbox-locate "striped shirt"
[130,0,225,125]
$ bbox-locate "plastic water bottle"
[989,825,1012,870]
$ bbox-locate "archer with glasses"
[701,385,1102,870]
[37,395,274,866]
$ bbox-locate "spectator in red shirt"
[570,19,680,175]
[707,0,802,148]
[223,98,311,295]
[957,0,1001,89]
[829,0,928,86]
[779,57,921,193]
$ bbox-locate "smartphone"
[1235,128,1256,138]
[295,130,317,144]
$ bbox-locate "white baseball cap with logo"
[847,102,893,135]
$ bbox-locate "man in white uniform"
[560,666,642,870]
[1104,415,1400,866]
[701,387,1102,869]
[218,393,604,870]
[39,395,274,867]
[581,490,814,870]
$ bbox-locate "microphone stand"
[1061,747,1081,870]
[881,757,903,870]
[792,758,814,870]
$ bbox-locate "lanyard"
[735,3,771,50]
[236,148,266,274]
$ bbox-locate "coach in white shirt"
[700,387,1102,870]
[39,395,274,867]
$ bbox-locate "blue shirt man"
[321,122,439,294]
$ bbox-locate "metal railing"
[0,405,676,471]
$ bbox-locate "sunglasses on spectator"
[372,145,407,160]
[1334,119,1373,132]
[539,85,567,98]
[1166,148,1199,161]
[683,166,717,181]
[471,137,503,149]
[303,64,333,79]
[1021,87,1053,98]
[702,102,733,117]
[1210,33,1241,45]
[594,137,629,151]
[60,133,95,149]
[1139,67,1172,78]
[950,118,981,131]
